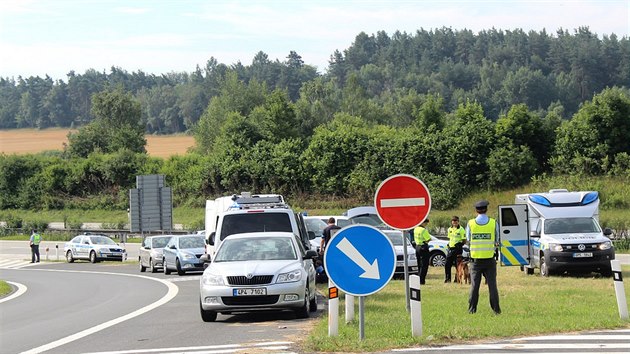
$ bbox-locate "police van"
[202,193,311,261]
[498,189,615,277]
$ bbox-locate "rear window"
[220,213,293,240]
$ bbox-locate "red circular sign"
[374,174,431,230]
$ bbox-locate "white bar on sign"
[380,197,425,208]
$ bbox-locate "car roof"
[223,232,296,240]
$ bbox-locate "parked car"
[304,216,328,253]
[199,232,318,322]
[139,235,173,273]
[64,233,126,263]
[317,215,351,228]
[163,234,206,275]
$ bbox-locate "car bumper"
[98,252,126,261]
[180,258,205,271]
[544,249,615,271]
[200,280,307,312]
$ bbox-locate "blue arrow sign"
[324,224,396,296]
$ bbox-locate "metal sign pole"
[403,231,410,312]
[359,296,365,340]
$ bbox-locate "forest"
[0,27,629,212]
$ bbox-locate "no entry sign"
[374,174,431,230]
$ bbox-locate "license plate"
[233,288,267,296]
[573,252,593,258]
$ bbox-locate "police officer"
[413,218,431,285]
[466,200,501,314]
[29,229,42,263]
[444,215,466,283]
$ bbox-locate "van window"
[500,208,518,226]
[220,213,293,241]
[544,218,600,234]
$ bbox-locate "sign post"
[324,224,396,340]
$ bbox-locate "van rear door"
[498,205,530,266]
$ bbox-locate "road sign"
[374,174,431,230]
[324,225,396,296]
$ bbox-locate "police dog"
[455,255,470,284]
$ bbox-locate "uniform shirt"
[30,233,41,245]
[466,214,499,242]
[413,226,431,245]
[447,226,466,247]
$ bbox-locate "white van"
[498,189,615,276]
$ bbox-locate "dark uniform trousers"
[415,244,430,284]
[444,242,463,280]
[468,258,501,314]
[31,244,40,263]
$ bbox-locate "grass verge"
[304,265,630,352]
[0,280,11,297]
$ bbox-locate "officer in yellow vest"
[413,218,431,285]
[29,229,42,263]
[444,215,466,283]
[466,200,501,314]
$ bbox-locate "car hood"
[546,232,610,243]
[178,247,205,255]
[207,260,302,276]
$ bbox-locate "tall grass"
[304,265,630,352]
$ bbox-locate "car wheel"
[200,299,217,322]
[139,257,146,272]
[89,251,97,264]
[66,250,74,263]
[540,255,551,277]
[429,251,446,267]
[295,287,310,319]
[149,258,157,273]
[163,258,171,275]
[309,288,318,312]
[176,258,185,276]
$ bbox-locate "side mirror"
[603,228,613,236]
[304,249,318,259]
[144,246,151,250]
[529,230,540,238]
[169,244,176,249]
[307,231,316,240]
[209,232,216,246]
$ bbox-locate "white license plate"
[573,252,593,258]
[233,288,267,296]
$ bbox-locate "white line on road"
[0,281,27,304]
[380,197,425,208]
[83,341,295,354]
[19,269,179,354]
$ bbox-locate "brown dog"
[455,255,471,284]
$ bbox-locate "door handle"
[503,230,510,234]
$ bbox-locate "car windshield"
[305,218,327,239]
[152,237,171,248]
[220,213,292,240]
[214,236,297,262]
[385,232,409,246]
[349,214,384,227]
[89,236,117,245]
[178,236,205,249]
[544,218,601,234]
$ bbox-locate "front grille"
[227,275,274,285]
[108,248,123,252]
[222,295,279,306]
[397,255,404,261]
[559,243,599,252]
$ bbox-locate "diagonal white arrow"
[336,237,380,279]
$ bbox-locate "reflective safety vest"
[32,233,41,245]
[447,226,466,247]
[414,226,431,245]
[468,218,496,259]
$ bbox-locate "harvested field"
[0,129,195,158]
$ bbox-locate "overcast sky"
[1,0,628,81]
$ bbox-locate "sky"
[1,0,629,81]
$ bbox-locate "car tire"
[66,250,74,263]
[295,287,310,319]
[200,300,217,322]
[540,255,551,277]
[163,258,171,275]
[429,251,446,267]
[89,251,97,264]
[149,258,157,273]
[139,257,146,272]
[176,258,185,276]
[309,290,318,312]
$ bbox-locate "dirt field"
[0,129,195,158]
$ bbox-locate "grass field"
[0,129,195,158]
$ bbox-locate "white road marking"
[380,197,425,208]
[0,259,32,269]
[0,281,27,303]
[18,269,179,354]
[168,275,202,282]
[83,341,295,354]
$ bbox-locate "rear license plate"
[233,288,267,296]
[573,252,593,258]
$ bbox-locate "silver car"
[199,232,318,322]
[64,234,127,263]
[163,234,206,276]
[139,235,172,273]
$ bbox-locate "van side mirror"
[304,249,318,259]
[529,230,540,238]
[603,228,613,236]
[307,231,316,240]
[209,232,216,246]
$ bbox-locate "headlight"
[599,241,612,250]
[182,253,196,260]
[408,253,417,261]
[277,269,302,283]
[549,243,563,252]
[202,274,224,286]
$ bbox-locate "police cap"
[474,200,489,209]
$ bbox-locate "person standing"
[444,216,466,283]
[413,218,431,285]
[30,229,42,263]
[320,217,341,256]
[466,200,501,314]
